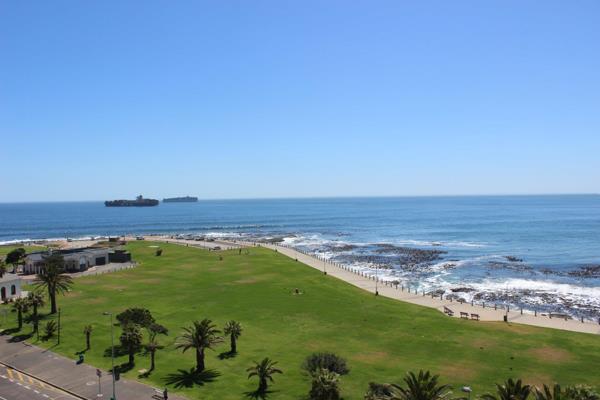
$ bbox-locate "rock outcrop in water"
[568,265,600,278]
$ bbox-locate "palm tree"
[144,337,164,372]
[247,357,283,394]
[389,370,452,400]
[144,323,168,372]
[34,254,73,314]
[481,379,531,400]
[83,325,93,350]
[119,324,142,366]
[0,261,6,278]
[12,298,29,330]
[223,320,242,354]
[534,384,566,400]
[27,291,45,334]
[175,319,223,372]
[309,368,341,400]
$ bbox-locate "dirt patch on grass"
[102,284,127,291]
[470,338,498,350]
[524,372,555,387]
[138,278,162,284]
[352,351,389,364]
[528,346,574,363]
[438,364,477,382]
[84,297,107,305]
[233,277,264,285]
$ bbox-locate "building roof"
[0,273,21,284]
[26,247,113,262]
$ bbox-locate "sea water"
[1,195,599,317]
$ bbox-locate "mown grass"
[2,242,599,399]
[0,245,46,257]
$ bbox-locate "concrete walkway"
[0,336,185,400]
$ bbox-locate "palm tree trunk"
[49,289,57,314]
[259,378,267,393]
[33,305,38,333]
[128,347,135,366]
[150,350,155,371]
[196,348,205,372]
[17,310,22,330]
[230,335,236,353]
[86,334,90,350]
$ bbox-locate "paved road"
[0,362,78,400]
[0,337,185,400]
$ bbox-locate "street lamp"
[462,386,472,400]
[103,312,116,400]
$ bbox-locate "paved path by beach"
[0,336,185,400]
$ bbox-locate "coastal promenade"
[147,236,600,335]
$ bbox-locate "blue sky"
[1,1,599,201]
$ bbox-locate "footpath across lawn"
[3,242,599,400]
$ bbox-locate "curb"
[0,359,89,400]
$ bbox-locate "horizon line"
[0,192,598,204]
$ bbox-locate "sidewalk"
[0,336,186,400]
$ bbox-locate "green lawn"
[0,244,46,257]
[3,242,599,399]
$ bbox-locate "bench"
[152,389,165,400]
[470,313,480,321]
[443,306,454,317]
[460,312,469,319]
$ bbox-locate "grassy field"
[0,244,46,257]
[2,242,599,399]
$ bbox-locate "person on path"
[163,387,168,400]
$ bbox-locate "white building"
[0,273,22,302]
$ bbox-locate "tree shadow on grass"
[8,332,33,343]
[244,389,277,399]
[0,327,19,336]
[103,345,128,358]
[111,362,135,375]
[218,350,238,360]
[164,368,220,389]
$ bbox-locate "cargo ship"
[105,195,159,207]
[163,196,198,203]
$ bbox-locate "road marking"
[29,375,35,384]
[6,368,13,380]
[16,370,24,381]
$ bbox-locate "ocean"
[1,195,599,318]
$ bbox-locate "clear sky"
[1,1,599,201]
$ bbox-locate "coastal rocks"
[505,255,523,262]
[323,243,358,252]
[567,265,600,278]
[372,244,446,265]
[487,261,533,272]
[450,287,475,293]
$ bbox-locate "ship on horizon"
[105,195,159,207]
[163,196,198,203]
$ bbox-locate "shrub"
[302,352,349,376]
[44,321,57,338]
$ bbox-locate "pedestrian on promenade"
[163,387,168,400]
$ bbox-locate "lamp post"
[103,312,116,400]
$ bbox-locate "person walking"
[163,387,168,400]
